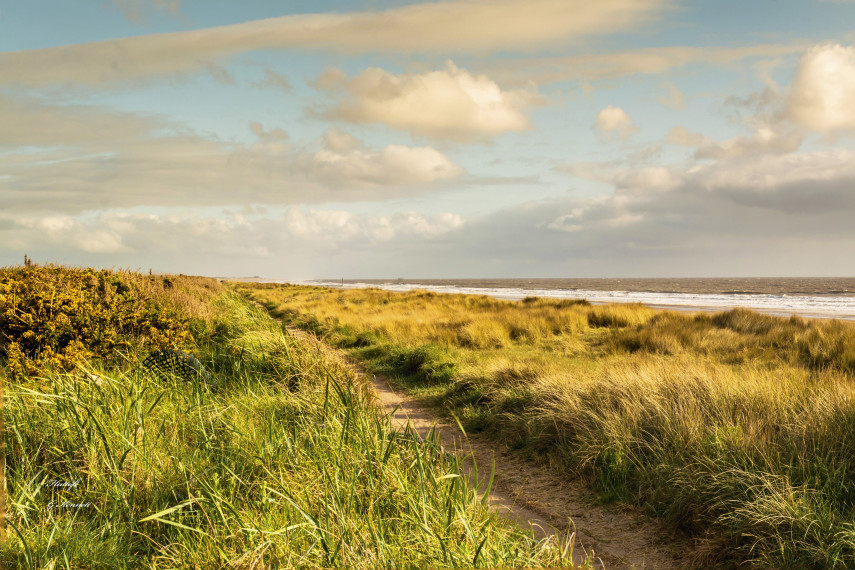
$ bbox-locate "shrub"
[0,265,208,377]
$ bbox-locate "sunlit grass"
[241,282,855,568]
[1,271,577,569]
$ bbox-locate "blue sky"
[2,0,855,278]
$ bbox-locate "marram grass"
[1,268,577,569]
[240,282,855,568]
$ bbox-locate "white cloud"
[560,143,855,217]
[666,120,802,160]
[0,0,672,87]
[6,142,855,276]
[0,95,464,215]
[0,207,465,266]
[594,105,637,140]
[308,144,464,186]
[15,215,129,253]
[319,62,540,141]
[285,208,464,243]
[695,126,803,159]
[688,150,855,204]
[435,146,855,276]
[615,167,682,194]
[788,43,855,134]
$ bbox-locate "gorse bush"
[241,282,855,568]
[0,265,220,378]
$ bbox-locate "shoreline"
[310,281,855,322]
[222,278,855,321]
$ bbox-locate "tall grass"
[240,283,855,568]
[1,273,572,569]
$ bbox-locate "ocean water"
[305,278,855,320]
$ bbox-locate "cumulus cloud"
[284,208,464,243]
[6,144,855,277]
[687,150,855,210]
[0,95,464,215]
[441,147,855,276]
[307,143,464,186]
[594,106,637,140]
[0,207,466,278]
[0,0,672,87]
[318,62,541,141]
[788,43,855,134]
[15,215,130,254]
[557,140,855,219]
[666,119,802,160]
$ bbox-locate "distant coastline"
[303,278,855,321]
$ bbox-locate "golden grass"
[1,271,575,569]
[240,283,855,568]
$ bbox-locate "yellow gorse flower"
[1,265,194,377]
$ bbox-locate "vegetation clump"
[0,265,219,378]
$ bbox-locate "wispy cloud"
[113,0,182,23]
[0,95,464,215]
[485,43,807,86]
[658,83,685,110]
[252,68,292,92]
[0,0,673,87]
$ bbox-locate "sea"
[302,278,855,321]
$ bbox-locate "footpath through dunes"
[240,282,855,567]
[282,324,692,570]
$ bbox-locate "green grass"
[1,273,578,569]
[239,282,855,568]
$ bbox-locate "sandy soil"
[284,325,696,569]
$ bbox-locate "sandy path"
[285,325,692,569]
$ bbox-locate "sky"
[2,0,855,279]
